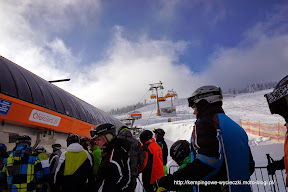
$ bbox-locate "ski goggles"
[90,125,115,139]
[187,90,222,109]
[265,84,288,121]
[187,96,196,109]
[90,129,98,139]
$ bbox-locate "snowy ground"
[119,89,286,191]
[119,89,285,164]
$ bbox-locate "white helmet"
[188,85,223,108]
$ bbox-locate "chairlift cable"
[133,89,150,111]
[144,103,156,127]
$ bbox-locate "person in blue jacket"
[0,135,44,192]
[154,85,255,192]
[0,143,8,191]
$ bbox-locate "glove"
[153,178,168,192]
[267,159,284,175]
[153,174,173,192]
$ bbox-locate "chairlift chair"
[130,111,142,120]
[150,94,156,99]
[165,93,173,98]
[171,93,178,98]
[157,97,166,102]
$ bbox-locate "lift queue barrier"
[168,157,287,192]
[240,120,286,142]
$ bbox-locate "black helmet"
[90,123,116,139]
[188,85,223,109]
[153,128,165,139]
[118,126,130,135]
[35,146,46,154]
[80,137,90,150]
[265,75,288,122]
[16,135,31,146]
[170,140,190,164]
[140,130,153,144]
[52,143,62,150]
[66,134,80,146]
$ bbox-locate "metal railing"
[168,165,287,192]
[251,167,286,192]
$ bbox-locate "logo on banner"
[0,98,12,116]
[29,109,61,126]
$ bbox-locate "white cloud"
[0,1,98,80]
[0,0,202,110]
[23,0,101,33]
[1,0,288,112]
[204,5,288,90]
[63,27,204,109]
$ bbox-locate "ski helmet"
[80,137,89,144]
[153,128,165,139]
[170,140,190,164]
[265,75,288,122]
[35,146,46,154]
[16,135,31,146]
[188,85,223,108]
[52,143,61,150]
[118,125,130,135]
[0,143,7,152]
[80,137,90,150]
[90,123,116,139]
[140,130,153,144]
[66,134,80,146]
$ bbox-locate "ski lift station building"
[0,56,124,151]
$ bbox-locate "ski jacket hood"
[109,137,131,152]
[143,138,156,147]
[67,143,84,153]
[118,129,145,177]
[54,149,62,157]
[197,101,224,119]
[118,129,133,138]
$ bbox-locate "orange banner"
[0,93,95,137]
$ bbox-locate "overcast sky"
[1,0,288,110]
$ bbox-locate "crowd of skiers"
[0,75,288,192]
[0,124,169,192]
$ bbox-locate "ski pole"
[266,154,277,192]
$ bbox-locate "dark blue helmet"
[0,143,7,152]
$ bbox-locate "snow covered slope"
[124,89,285,167]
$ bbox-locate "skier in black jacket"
[153,85,255,192]
[153,128,168,175]
[118,126,145,192]
[90,123,131,192]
